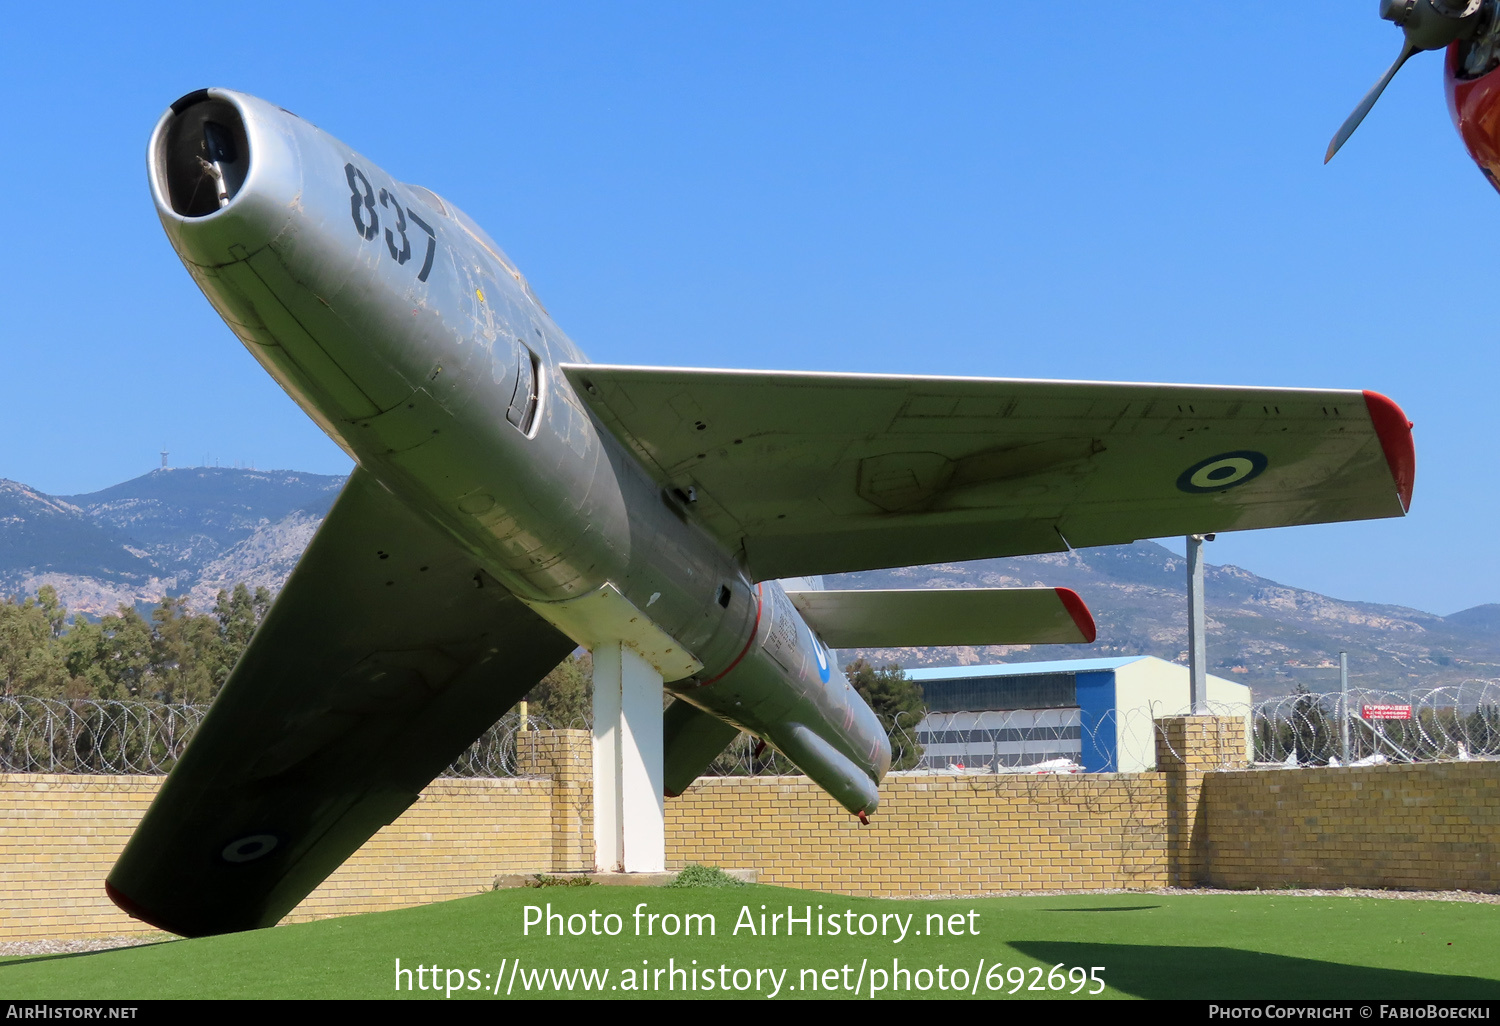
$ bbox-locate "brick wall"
[664,773,1169,894]
[2,724,1496,943]
[1155,716,1249,885]
[1203,760,1500,892]
[0,774,158,941]
[0,739,587,942]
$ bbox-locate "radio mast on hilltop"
[159,449,168,470]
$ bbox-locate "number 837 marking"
[344,163,437,283]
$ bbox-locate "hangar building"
[905,656,1251,772]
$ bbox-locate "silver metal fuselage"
[149,89,889,813]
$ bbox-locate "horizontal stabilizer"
[785,587,1095,648]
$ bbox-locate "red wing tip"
[1362,390,1416,513]
[1055,588,1097,644]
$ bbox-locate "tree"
[0,594,69,698]
[34,586,67,639]
[94,605,156,700]
[524,651,592,728]
[150,596,221,705]
[844,659,926,771]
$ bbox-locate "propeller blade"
[1326,40,1420,163]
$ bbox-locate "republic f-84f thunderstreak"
[107,89,1415,937]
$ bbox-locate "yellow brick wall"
[4,724,1497,944]
[664,772,1170,895]
[1156,715,1249,886]
[1203,760,1500,892]
[284,776,558,923]
[0,771,568,942]
[0,774,160,941]
[516,730,593,873]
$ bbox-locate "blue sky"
[0,4,1493,615]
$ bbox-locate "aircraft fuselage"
[150,90,889,815]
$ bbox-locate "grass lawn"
[2,886,1498,999]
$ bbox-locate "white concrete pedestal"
[592,642,665,873]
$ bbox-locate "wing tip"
[105,878,184,937]
[1054,588,1097,644]
[1362,390,1416,513]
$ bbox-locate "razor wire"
[0,697,206,775]
[11,687,1490,780]
[0,697,551,778]
[446,709,559,778]
[705,708,1126,777]
[700,710,931,777]
[891,706,1193,775]
[1249,681,1500,767]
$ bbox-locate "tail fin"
[663,699,742,797]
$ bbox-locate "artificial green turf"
[3,887,1498,999]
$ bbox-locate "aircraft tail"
[663,699,741,797]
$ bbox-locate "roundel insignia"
[1176,451,1268,494]
[221,833,279,864]
[813,636,831,683]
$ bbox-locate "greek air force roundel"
[813,636,832,683]
[1176,451,1268,494]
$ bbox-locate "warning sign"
[1362,704,1412,720]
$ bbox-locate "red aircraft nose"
[1446,42,1500,191]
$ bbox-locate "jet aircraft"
[107,89,1415,937]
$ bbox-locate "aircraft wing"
[106,468,575,937]
[561,365,1414,580]
[785,587,1096,648]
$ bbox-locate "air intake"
[157,91,250,217]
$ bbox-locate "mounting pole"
[1339,651,1350,764]
[1186,534,1210,715]
[592,641,666,873]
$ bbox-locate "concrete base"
[492,868,758,889]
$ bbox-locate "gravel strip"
[0,934,171,958]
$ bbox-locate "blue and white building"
[906,656,1251,772]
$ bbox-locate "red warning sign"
[1361,704,1412,720]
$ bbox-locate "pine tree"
[844,659,926,771]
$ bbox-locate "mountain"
[0,480,163,594]
[0,468,343,617]
[831,546,1500,698]
[1,467,1496,699]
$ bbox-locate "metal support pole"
[1339,651,1349,764]
[1186,534,1208,715]
[592,641,666,873]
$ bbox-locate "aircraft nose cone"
[149,89,303,266]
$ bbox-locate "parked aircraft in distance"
[107,89,1415,937]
